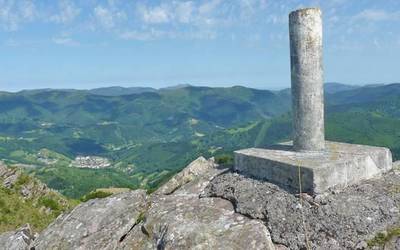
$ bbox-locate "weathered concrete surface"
[289,8,325,151]
[0,225,34,250]
[235,141,392,194]
[31,190,148,250]
[204,169,400,249]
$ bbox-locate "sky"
[0,0,400,91]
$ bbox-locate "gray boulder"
[120,193,274,249]
[204,170,400,249]
[29,157,275,250]
[120,156,275,249]
[0,224,34,250]
[16,156,400,249]
[31,190,148,250]
[154,156,221,195]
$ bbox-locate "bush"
[39,197,61,211]
[0,198,5,208]
[368,228,400,247]
[15,174,30,187]
[215,154,234,165]
[80,190,113,202]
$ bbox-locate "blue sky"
[1,0,400,91]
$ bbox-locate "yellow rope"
[298,164,311,249]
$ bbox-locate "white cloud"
[136,1,227,26]
[0,0,37,31]
[93,4,126,29]
[50,0,81,24]
[94,6,114,28]
[120,29,172,41]
[354,9,400,22]
[20,0,36,20]
[138,4,170,24]
[52,35,79,46]
[175,1,194,23]
[198,0,222,16]
[132,1,231,39]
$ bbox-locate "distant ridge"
[159,84,192,91]
[2,82,391,96]
[89,86,156,96]
[324,82,360,94]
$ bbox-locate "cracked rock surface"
[31,190,148,250]
[119,157,275,249]
[26,157,274,250]
[0,224,34,250]
[2,157,398,249]
[203,169,400,250]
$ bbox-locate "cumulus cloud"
[138,4,170,24]
[3,0,397,50]
[0,0,37,31]
[93,4,126,29]
[50,0,81,24]
[135,0,235,27]
[131,0,233,40]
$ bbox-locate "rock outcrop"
[0,225,34,250]
[1,157,399,249]
[32,190,148,250]
[0,163,21,189]
[0,161,66,202]
[0,161,74,248]
[120,157,274,249]
[203,170,400,249]
[27,157,275,250]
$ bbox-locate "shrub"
[80,190,112,202]
[39,197,61,211]
[15,174,30,187]
[368,227,400,247]
[215,154,234,165]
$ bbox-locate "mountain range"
[1,82,400,198]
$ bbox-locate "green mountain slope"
[0,162,77,233]
[1,83,400,198]
[0,86,291,198]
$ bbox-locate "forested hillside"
[1,83,399,198]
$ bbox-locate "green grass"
[0,171,76,233]
[39,197,61,211]
[34,166,141,199]
[368,227,400,247]
[215,153,234,165]
[80,190,113,202]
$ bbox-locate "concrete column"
[289,8,325,152]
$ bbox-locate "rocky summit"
[1,158,400,250]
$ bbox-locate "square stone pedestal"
[234,141,392,194]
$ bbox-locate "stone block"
[234,141,392,194]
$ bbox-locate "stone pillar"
[289,8,325,152]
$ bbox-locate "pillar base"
[234,141,392,194]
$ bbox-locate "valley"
[1,83,400,198]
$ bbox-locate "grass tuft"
[368,227,400,247]
[80,190,113,202]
